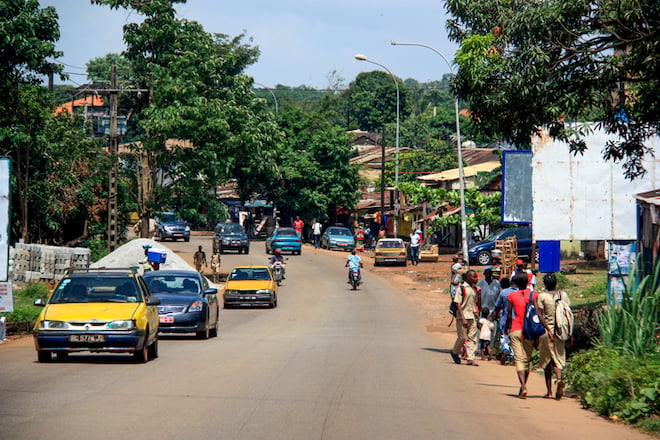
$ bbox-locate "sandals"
[466,361,479,366]
[518,387,528,399]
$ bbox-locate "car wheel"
[134,340,149,363]
[196,320,210,339]
[148,336,158,359]
[37,350,52,363]
[55,352,69,362]
[210,315,219,338]
[154,232,161,242]
[244,247,249,255]
[184,237,190,242]
[476,250,492,265]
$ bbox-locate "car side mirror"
[34,298,46,307]
[146,297,161,306]
[204,287,218,295]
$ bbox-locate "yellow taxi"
[32,268,160,363]
[374,238,408,266]
[223,265,278,308]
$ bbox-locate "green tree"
[240,106,360,225]
[446,0,660,179]
[93,0,276,235]
[347,71,409,133]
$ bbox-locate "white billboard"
[532,127,660,240]
[0,157,9,282]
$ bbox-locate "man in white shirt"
[409,230,421,265]
[312,219,322,248]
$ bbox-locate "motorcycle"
[349,268,361,290]
[270,260,285,285]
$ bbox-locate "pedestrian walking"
[409,229,421,265]
[536,273,571,399]
[505,272,537,398]
[493,277,517,365]
[293,216,304,238]
[210,253,221,283]
[478,308,495,361]
[450,269,480,366]
[193,245,207,274]
[312,218,322,248]
[354,221,365,251]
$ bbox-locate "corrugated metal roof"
[417,161,501,182]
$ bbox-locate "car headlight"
[185,226,190,232]
[222,238,230,244]
[224,289,238,295]
[329,239,337,243]
[256,289,271,295]
[107,320,136,330]
[164,226,174,232]
[40,320,69,329]
[188,301,204,312]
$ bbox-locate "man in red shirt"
[293,216,304,238]
[505,272,537,398]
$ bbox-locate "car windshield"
[220,223,244,234]
[329,228,351,236]
[159,213,177,223]
[49,277,142,304]
[229,268,272,281]
[276,229,297,237]
[146,275,200,295]
[377,240,404,249]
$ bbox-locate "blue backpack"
[522,290,546,340]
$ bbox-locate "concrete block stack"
[9,244,91,284]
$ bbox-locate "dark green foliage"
[446,0,660,179]
[566,348,660,425]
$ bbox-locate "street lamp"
[354,54,400,237]
[390,41,469,266]
[254,82,278,113]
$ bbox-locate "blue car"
[466,226,536,265]
[321,226,355,251]
[265,227,302,255]
[143,270,219,339]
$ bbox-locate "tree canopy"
[446,0,660,179]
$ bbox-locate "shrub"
[596,260,660,357]
[566,348,660,425]
[15,281,51,301]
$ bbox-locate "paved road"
[0,237,649,439]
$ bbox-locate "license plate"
[69,335,105,343]
[160,316,174,323]
[338,243,346,246]
[385,258,397,262]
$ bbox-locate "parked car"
[223,266,278,308]
[214,222,250,254]
[154,211,190,242]
[265,227,302,255]
[32,268,160,363]
[374,238,408,266]
[466,226,536,265]
[321,226,355,251]
[143,270,219,339]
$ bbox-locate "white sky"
[42,0,458,89]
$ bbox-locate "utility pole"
[107,64,119,251]
[78,64,148,252]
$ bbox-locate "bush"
[566,347,660,425]
[15,281,51,301]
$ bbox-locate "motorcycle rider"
[269,248,286,279]
[345,249,363,284]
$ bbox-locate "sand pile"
[91,238,195,272]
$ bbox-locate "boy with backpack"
[535,272,573,400]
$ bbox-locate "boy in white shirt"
[478,307,495,361]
